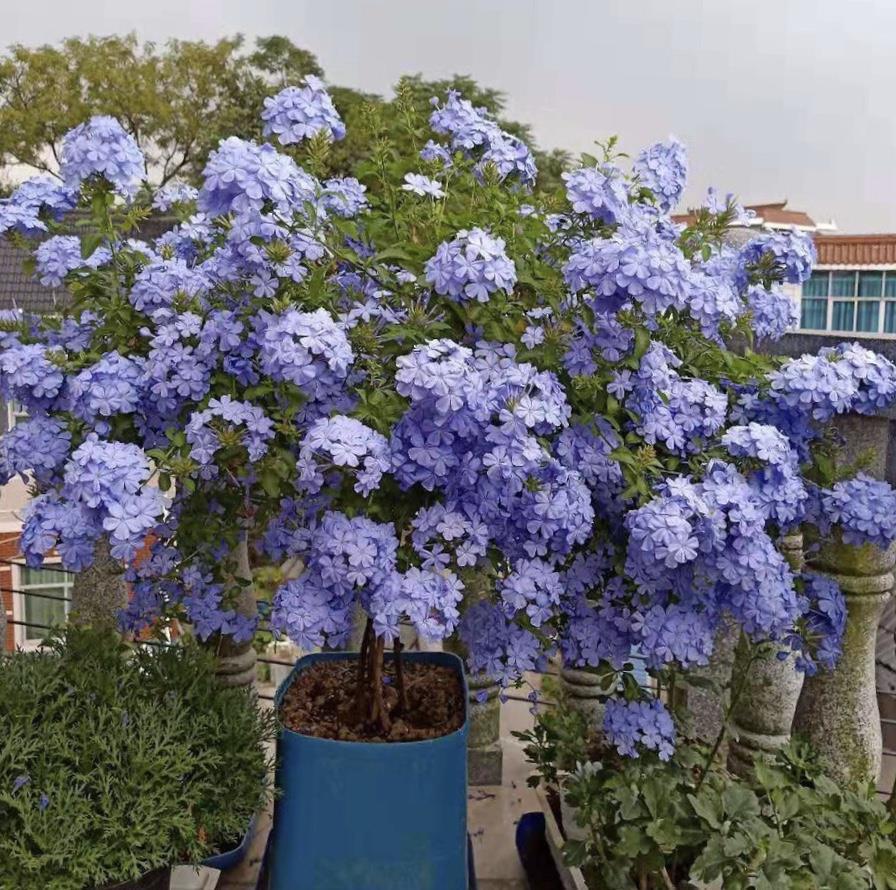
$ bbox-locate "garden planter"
[200,814,257,871]
[269,651,469,890]
[95,868,171,890]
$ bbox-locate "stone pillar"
[686,617,739,747]
[558,665,605,726]
[70,537,127,631]
[213,534,257,689]
[792,414,893,785]
[465,672,503,785]
[793,535,893,785]
[727,533,805,778]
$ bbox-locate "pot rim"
[274,649,470,746]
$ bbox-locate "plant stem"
[369,635,391,733]
[394,638,409,714]
[355,618,373,721]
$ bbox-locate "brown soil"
[279,657,465,742]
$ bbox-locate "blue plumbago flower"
[21,491,101,571]
[745,284,798,340]
[420,139,453,167]
[297,415,390,496]
[459,599,546,686]
[625,460,803,647]
[604,698,676,760]
[564,226,693,318]
[0,415,71,486]
[67,352,145,424]
[816,474,896,549]
[186,396,275,472]
[787,572,846,675]
[60,116,145,197]
[261,76,346,145]
[252,308,353,400]
[401,173,446,199]
[152,182,198,211]
[395,567,464,642]
[625,343,727,456]
[130,259,209,315]
[562,163,629,224]
[198,137,319,218]
[271,511,398,649]
[0,174,77,236]
[556,421,625,518]
[722,422,807,526]
[0,202,47,237]
[478,130,537,186]
[424,228,517,303]
[429,91,536,186]
[769,343,896,423]
[35,236,84,287]
[320,177,367,218]
[499,558,564,628]
[633,138,688,211]
[0,343,65,412]
[739,230,816,286]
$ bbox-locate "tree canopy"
[0,33,570,191]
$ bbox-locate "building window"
[800,270,896,335]
[17,564,73,645]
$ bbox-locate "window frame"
[14,561,74,649]
[799,268,896,337]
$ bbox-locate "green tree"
[0,33,569,190]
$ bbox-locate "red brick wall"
[0,532,21,652]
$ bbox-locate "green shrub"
[0,628,276,889]
[518,708,896,890]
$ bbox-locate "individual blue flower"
[401,173,446,199]
[60,116,145,197]
[261,76,346,144]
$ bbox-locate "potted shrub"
[0,628,275,890]
[6,64,896,889]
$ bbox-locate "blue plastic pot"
[269,650,469,890]
[200,814,256,871]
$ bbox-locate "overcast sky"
[3,0,894,232]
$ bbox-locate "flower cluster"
[429,91,536,185]
[562,163,629,224]
[424,228,517,303]
[633,138,688,211]
[262,76,346,145]
[297,415,389,496]
[603,698,676,760]
[59,115,145,197]
[185,396,275,471]
[817,475,896,549]
[788,572,846,675]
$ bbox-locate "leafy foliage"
[518,707,896,890]
[0,628,276,889]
